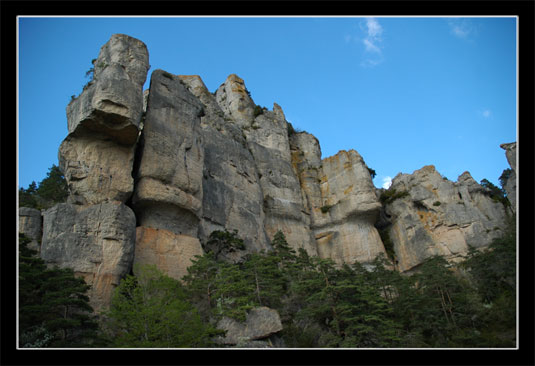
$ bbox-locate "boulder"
[19,207,42,252]
[40,202,136,311]
[216,307,283,346]
[133,226,204,282]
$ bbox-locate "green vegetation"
[253,105,264,117]
[433,201,441,206]
[19,234,101,347]
[19,164,68,210]
[105,264,221,347]
[498,168,512,192]
[367,167,377,179]
[320,205,333,214]
[480,178,510,207]
[379,189,410,205]
[20,222,516,348]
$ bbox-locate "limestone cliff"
[28,34,515,311]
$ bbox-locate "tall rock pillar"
[40,34,149,311]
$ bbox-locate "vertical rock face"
[40,202,136,311]
[382,166,509,272]
[133,227,204,282]
[132,70,205,237]
[19,207,42,252]
[290,137,386,265]
[178,75,270,255]
[500,142,517,213]
[40,34,149,312]
[32,34,516,312]
[60,34,149,205]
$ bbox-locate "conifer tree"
[19,234,100,347]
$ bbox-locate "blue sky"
[18,16,517,190]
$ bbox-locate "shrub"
[320,205,333,214]
[433,201,441,206]
[253,105,264,117]
[379,189,410,205]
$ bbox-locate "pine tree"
[105,264,221,347]
[19,234,100,347]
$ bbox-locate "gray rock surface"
[66,34,149,145]
[40,202,136,311]
[382,165,509,272]
[178,75,270,256]
[19,207,42,252]
[500,142,517,213]
[132,70,205,237]
[290,134,387,265]
[60,34,149,205]
[216,307,283,346]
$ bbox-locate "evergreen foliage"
[18,234,101,347]
[105,264,222,347]
[19,164,68,210]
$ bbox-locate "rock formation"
[18,207,42,252]
[25,34,515,312]
[40,34,149,311]
[216,307,283,347]
[378,165,510,272]
[500,142,517,213]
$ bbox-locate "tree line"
[19,219,516,348]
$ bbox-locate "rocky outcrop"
[216,307,283,347]
[500,142,517,213]
[60,34,149,206]
[19,207,42,252]
[290,133,386,265]
[40,34,149,312]
[40,202,136,311]
[178,75,270,256]
[132,69,204,237]
[26,34,515,312]
[380,166,509,272]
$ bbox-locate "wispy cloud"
[360,17,384,67]
[382,176,392,189]
[448,18,477,40]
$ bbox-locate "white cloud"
[382,176,392,189]
[358,17,384,67]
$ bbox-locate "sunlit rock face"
[60,34,149,205]
[131,69,205,237]
[40,202,136,312]
[290,139,387,265]
[34,34,517,312]
[381,165,509,272]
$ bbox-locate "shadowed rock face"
[19,207,42,252]
[382,166,509,272]
[500,142,517,213]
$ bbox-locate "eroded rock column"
[131,70,205,279]
[40,34,148,311]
